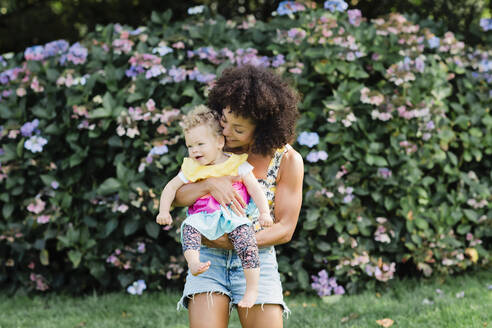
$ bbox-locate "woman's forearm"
[255,222,293,247]
[173,180,209,207]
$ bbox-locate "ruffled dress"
[179,153,258,241]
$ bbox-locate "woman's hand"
[206,176,246,216]
[202,234,234,250]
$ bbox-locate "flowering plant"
[0,3,490,294]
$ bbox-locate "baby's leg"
[228,224,260,308]
[182,224,210,276]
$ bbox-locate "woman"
[174,65,304,328]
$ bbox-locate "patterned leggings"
[182,224,260,269]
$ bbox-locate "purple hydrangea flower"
[188,68,215,83]
[347,9,362,26]
[271,54,285,67]
[60,42,88,65]
[152,46,173,57]
[168,66,187,82]
[377,168,392,179]
[311,269,345,297]
[306,150,328,163]
[24,135,48,153]
[324,0,348,12]
[127,280,147,295]
[343,194,354,203]
[24,46,45,61]
[187,5,205,15]
[297,132,319,148]
[44,40,70,57]
[149,145,169,156]
[137,242,146,253]
[480,18,492,31]
[428,36,440,49]
[276,1,306,16]
[20,119,40,137]
[125,65,145,77]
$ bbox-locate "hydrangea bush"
[0,1,490,294]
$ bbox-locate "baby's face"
[184,124,224,165]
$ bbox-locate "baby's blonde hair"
[181,105,222,137]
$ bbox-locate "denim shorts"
[177,245,290,316]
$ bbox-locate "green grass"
[1,270,491,328]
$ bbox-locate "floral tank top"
[249,144,292,232]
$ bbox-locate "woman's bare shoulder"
[279,146,304,180]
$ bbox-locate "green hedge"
[0,3,490,294]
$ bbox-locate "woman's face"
[220,107,256,150]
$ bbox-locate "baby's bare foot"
[189,261,211,276]
[237,290,258,308]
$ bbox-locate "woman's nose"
[222,124,231,136]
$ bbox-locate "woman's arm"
[255,149,304,247]
[174,175,247,214]
[173,179,209,207]
[202,149,304,249]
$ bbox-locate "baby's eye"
[234,129,243,134]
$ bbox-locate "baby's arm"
[242,172,273,227]
[156,175,185,225]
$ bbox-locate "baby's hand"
[259,212,273,227]
[156,212,173,226]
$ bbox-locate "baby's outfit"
[179,153,259,269]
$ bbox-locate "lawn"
[1,270,491,328]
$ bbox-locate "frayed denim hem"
[230,301,291,319]
[177,291,233,313]
[177,293,290,319]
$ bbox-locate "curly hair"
[181,104,222,137]
[207,65,300,155]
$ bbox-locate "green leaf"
[0,103,13,119]
[68,250,82,268]
[151,11,162,24]
[316,241,331,252]
[124,220,140,236]
[89,263,106,280]
[365,154,388,166]
[306,209,319,222]
[126,92,144,103]
[32,106,55,119]
[89,106,112,119]
[98,178,121,195]
[105,219,119,237]
[40,249,50,266]
[117,273,134,288]
[16,138,24,158]
[40,174,55,186]
[145,222,160,239]
[415,218,428,229]
[2,203,14,218]
[463,209,477,222]
[296,269,309,289]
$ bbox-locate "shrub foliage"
[0,3,490,294]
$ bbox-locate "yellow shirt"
[180,153,249,183]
